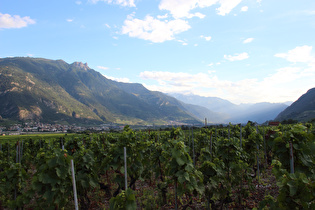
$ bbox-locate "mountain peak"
[71,62,89,70]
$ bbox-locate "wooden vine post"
[228,124,230,139]
[124,147,128,190]
[256,126,260,184]
[240,124,242,148]
[290,142,294,174]
[192,127,195,167]
[263,127,267,167]
[71,159,79,210]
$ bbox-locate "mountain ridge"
[275,88,315,122]
[0,57,200,125]
[1,57,311,125]
[169,93,288,124]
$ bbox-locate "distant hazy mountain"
[0,57,199,125]
[179,102,229,124]
[169,93,236,114]
[275,88,315,122]
[229,102,288,124]
[169,93,288,124]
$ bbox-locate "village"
[0,122,123,136]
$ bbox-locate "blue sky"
[1,0,315,104]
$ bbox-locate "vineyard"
[0,123,314,209]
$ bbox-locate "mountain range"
[0,57,199,125]
[0,57,313,125]
[169,93,289,124]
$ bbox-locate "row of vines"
[0,123,314,209]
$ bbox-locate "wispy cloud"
[103,74,130,83]
[89,0,135,7]
[0,13,35,29]
[243,38,254,43]
[224,52,249,61]
[200,35,212,41]
[216,0,243,16]
[275,45,314,63]
[122,15,191,43]
[139,62,315,104]
[159,0,244,19]
[97,66,109,70]
[187,12,206,19]
[241,6,248,12]
[178,40,188,45]
[157,14,168,19]
[158,0,209,19]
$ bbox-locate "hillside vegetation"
[0,57,199,125]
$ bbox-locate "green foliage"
[269,124,315,175]
[0,162,28,208]
[259,160,315,209]
[0,124,314,209]
[259,123,315,210]
[29,148,73,209]
[109,188,137,210]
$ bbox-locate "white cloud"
[103,75,130,83]
[140,71,217,91]
[243,38,254,43]
[216,0,243,16]
[200,35,212,41]
[97,66,109,70]
[122,15,191,43]
[140,71,238,101]
[178,40,188,45]
[275,45,314,63]
[90,0,135,7]
[159,0,202,19]
[224,52,249,61]
[139,64,315,104]
[76,1,82,5]
[105,23,111,28]
[0,13,36,29]
[157,14,168,19]
[263,67,302,84]
[159,0,243,19]
[187,12,206,19]
[241,6,248,12]
[67,19,74,22]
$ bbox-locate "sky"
[1,0,315,105]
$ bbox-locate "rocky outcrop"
[71,62,89,71]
